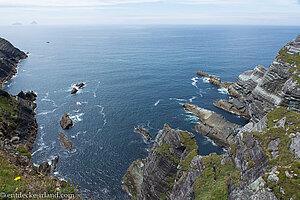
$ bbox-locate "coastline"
[123,35,300,200]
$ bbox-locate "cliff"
[0,39,79,198]
[123,35,300,200]
[215,35,300,122]
[0,38,27,88]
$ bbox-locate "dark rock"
[0,37,27,88]
[39,161,51,176]
[60,113,73,129]
[59,133,72,150]
[183,103,240,147]
[51,156,59,172]
[123,125,199,199]
[71,88,78,94]
[76,82,85,89]
[134,126,151,140]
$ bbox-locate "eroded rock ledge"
[183,103,240,147]
[124,35,300,200]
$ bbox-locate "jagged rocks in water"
[60,113,73,129]
[76,82,85,89]
[39,161,51,176]
[51,155,59,172]
[196,70,227,88]
[71,88,78,94]
[183,103,240,147]
[59,133,72,150]
[134,126,151,140]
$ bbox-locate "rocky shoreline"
[0,38,79,198]
[123,35,300,199]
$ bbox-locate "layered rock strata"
[124,35,300,200]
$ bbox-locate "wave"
[169,98,188,102]
[37,108,58,116]
[70,113,84,123]
[96,105,107,126]
[191,77,199,88]
[154,99,161,106]
[202,77,210,83]
[189,96,197,102]
[93,81,101,98]
[218,87,229,94]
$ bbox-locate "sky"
[0,0,300,25]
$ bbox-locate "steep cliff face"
[0,89,38,151]
[123,124,199,199]
[123,35,300,200]
[0,39,79,198]
[0,37,27,88]
[216,35,300,122]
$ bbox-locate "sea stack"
[60,113,73,129]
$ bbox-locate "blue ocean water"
[1,25,299,199]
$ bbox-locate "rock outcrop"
[0,89,38,151]
[214,36,300,122]
[134,126,152,141]
[59,132,72,150]
[60,113,73,129]
[0,38,80,198]
[0,37,27,88]
[123,124,199,199]
[124,35,300,200]
[183,103,240,147]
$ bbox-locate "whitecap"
[191,77,199,88]
[169,98,188,102]
[202,77,210,83]
[154,99,161,106]
[96,105,107,125]
[76,102,82,105]
[218,87,229,94]
[93,81,101,98]
[37,108,58,116]
[189,96,197,102]
[70,113,84,123]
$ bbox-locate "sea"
[1,25,299,199]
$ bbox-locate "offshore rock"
[60,113,73,129]
[196,70,227,88]
[134,126,152,140]
[71,87,78,94]
[183,103,240,147]
[59,133,72,150]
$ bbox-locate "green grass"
[276,47,300,88]
[0,95,19,125]
[17,145,31,159]
[0,151,79,199]
[252,107,300,199]
[193,153,240,200]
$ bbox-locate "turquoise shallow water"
[1,25,299,199]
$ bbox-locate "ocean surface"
[1,25,299,199]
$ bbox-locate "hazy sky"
[0,0,300,25]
